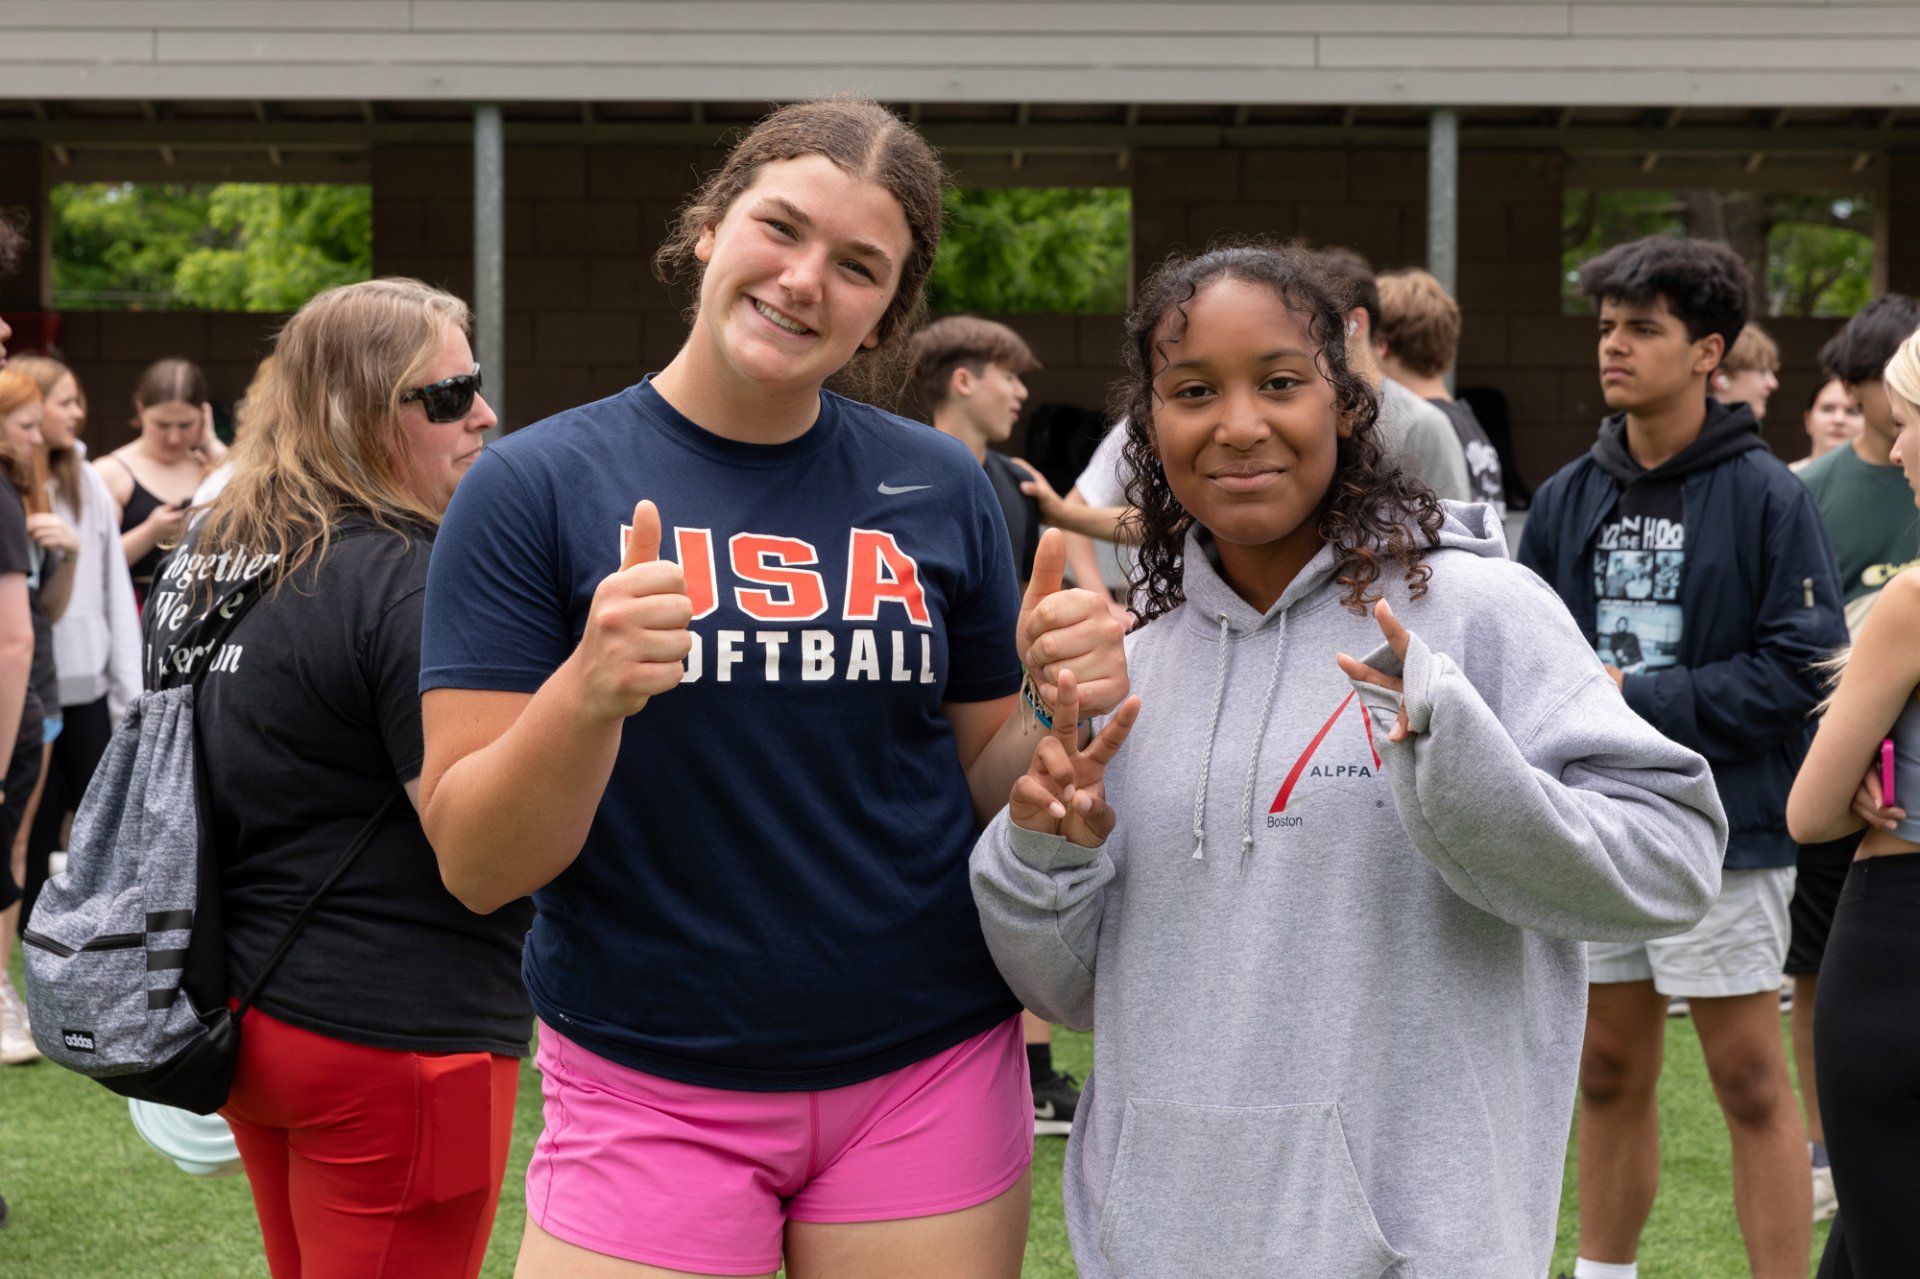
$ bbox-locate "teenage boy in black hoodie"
[1518,236,1845,1279]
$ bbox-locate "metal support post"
[473,103,506,439]
[1427,108,1459,297]
[1427,107,1460,393]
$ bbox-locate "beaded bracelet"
[1021,669,1094,734]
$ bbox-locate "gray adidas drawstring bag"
[22,576,397,1115]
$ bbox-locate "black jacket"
[1517,400,1847,869]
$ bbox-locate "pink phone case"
[1883,738,1898,810]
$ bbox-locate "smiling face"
[135,397,202,464]
[1149,277,1347,606]
[397,325,495,513]
[1804,378,1863,458]
[38,372,84,449]
[1596,296,1722,417]
[689,154,912,398]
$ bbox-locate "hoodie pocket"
[1097,1097,1408,1279]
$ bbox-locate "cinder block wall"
[52,311,282,455]
[369,144,1125,440]
[1130,145,1869,490]
[40,140,1920,480]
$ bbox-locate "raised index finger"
[622,499,661,572]
[1373,598,1411,663]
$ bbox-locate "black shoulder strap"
[232,786,406,1015]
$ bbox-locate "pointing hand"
[1335,599,1415,743]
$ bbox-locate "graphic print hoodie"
[971,504,1726,1279]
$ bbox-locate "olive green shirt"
[1798,442,1920,634]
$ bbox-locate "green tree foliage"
[1562,188,1873,318]
[51,182,371,312]
[929,188,1129,315]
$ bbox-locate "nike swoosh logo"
[1034,1101,1056,1120]
[877,482,931,495]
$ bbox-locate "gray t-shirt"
[1377,379,1473,503]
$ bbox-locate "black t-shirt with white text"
[145,519,533,1056]
[1590,480,1686,674]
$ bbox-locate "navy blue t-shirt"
[421,380,1024,1090]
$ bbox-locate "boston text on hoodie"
[972,503,1727,1279]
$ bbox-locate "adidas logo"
[62,1029,96,1053]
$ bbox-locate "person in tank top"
[99,359,225,607]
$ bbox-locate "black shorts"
[1787,832,1864,977]
[0,727,44,912]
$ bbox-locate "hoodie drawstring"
[1236,613,1289,866]
[1190,611,1290,865]
[1190,614,1231,860]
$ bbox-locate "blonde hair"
[192,277,468,597]
[1724,323,1780,376]
[1885,327,1920,413]
[1375,269,1461,379]
[8,354,84,515]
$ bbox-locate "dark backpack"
[23,575,398,1114]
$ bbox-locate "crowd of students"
[0,97,1916,1279]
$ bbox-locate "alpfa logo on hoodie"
[1266,690,1381,828]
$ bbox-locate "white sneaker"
[0,979,42,1065]
[1813,1163,1838,1223]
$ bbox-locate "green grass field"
[0,962,1832,1277]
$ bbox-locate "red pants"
[221,1006,520,1279]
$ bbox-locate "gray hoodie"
[971,503,1725,1279]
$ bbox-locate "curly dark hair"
[1577,235,1751,358]
[1114,242,1446,622]
[653,96,948,411]
[1820,292,1920,386]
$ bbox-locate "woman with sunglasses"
[419,97,1125,1278]
[147,278,530,1279]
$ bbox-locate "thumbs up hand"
[575,499,695,723]
[1016,529,1130,718]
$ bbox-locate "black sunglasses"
[400,366,482,423]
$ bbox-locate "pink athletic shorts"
[525,1015,1032,1275]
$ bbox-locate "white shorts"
[1587,866,1796,998]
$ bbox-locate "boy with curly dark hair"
[1519,235,1846,1279]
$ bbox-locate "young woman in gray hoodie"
[971,244,1730,1279]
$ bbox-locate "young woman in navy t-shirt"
[419,97,1127,1279]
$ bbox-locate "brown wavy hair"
[653,95,948,411]
[189,277,465,601]
[1114,242,1446,622]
